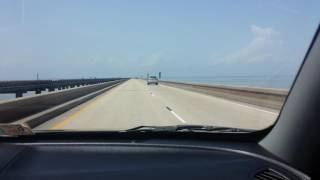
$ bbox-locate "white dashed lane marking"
[166,106,186,123]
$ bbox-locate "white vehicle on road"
[147,76,159,85]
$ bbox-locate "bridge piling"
[15,92,23,98]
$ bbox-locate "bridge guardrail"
[0,79,127,123]
[0,78,123,97]
[16,83,122,128]
[160,80,289,110]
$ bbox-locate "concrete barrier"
[15,83,121,128]
[0,78,122,98]
[160,80,288,110]
[0,79,127,123]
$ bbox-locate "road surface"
[36,79,278,130]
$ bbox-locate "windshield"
[0,0,319,134]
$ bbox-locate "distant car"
[147,76,159,85]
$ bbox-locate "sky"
[0,0,319,80]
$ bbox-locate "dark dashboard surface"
[0,139,308,180]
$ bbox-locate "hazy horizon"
[0,0,319,81]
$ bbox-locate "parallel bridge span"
[0,78,125,97]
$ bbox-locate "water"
[163,75,294,89]
[0,89,54,102]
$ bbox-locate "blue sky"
[0,0,319,80]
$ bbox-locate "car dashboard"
[0,137,309,180]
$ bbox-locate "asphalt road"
[36,79,278,130]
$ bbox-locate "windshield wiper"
[0,123,34,137]
[125,125,254,133]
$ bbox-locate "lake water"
[163,75,294,89]
[0,89,54,102]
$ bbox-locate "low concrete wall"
[16,83,121,128]
[0,80,126,123]
[160,80,288,110]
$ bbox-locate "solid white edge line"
[161,84,279,116]
[170,110,186,123]
[225,101,279,115]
